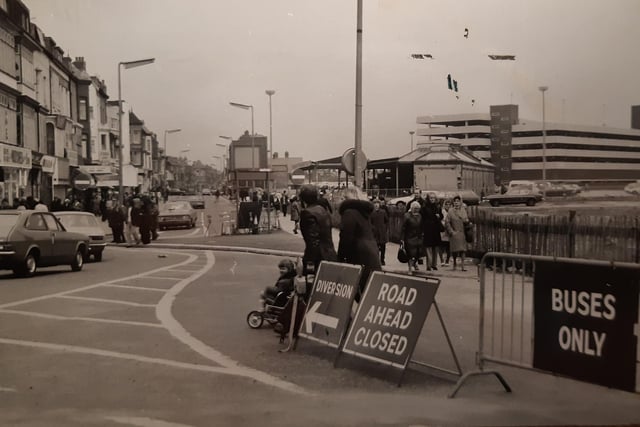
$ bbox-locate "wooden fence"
[386,206,640,263]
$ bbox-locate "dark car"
[158,201,198,230]
[0,210,89,277]
[54,211,107,262]
[484,188,543,207]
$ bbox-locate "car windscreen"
[56,214,99,228]
[165,202,190,211]
[0,214,19,236]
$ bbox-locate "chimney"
[73,57,86,71]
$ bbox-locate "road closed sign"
[298,261,362,348]
[342,272,440,369]
[533,261,640,392]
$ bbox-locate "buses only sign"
[533,261,640,392]
[298,261,362,348]
[342,272,440,369]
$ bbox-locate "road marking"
[0,338,231,375]
[56,295,156,308]
[156,251,308,395]
[230,260,237,275]
[105,416,194,427]
[0,249,197,310]
[136,276,181,281]
[166,269,200,273]
[101,284,167,292]
[0,386,16,392]
[0,309,162,328]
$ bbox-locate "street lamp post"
[117,57,155,205]
[538,86,548,199]
[163,128,181,194]
[409,131,415,152]
[265,89,275,234]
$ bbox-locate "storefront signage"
[80,165,113,174]
[533,261,640,392]
[0,144,31,169]
[41,155,56,173]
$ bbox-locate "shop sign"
[41,155,56,173]
[0,144,31,169]
[80,165,113,174]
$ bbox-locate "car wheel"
[490,200,500,207]
[190,220,195,229]
[71,248,84,272]
[526,198,536,206]
[14,251,38,277]
[94,251,103,262]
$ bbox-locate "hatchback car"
[484,188,543,207]
[54,211,106,261]
[0,210,89,277]
[158,201,198,230]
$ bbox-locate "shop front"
[0,143,32,206]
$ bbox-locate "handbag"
[397,242,409,263]
[463,222,474,243]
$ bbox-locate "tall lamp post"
[117,57,155,205]
[265,90,275,234]
[538,86,548,199]
[409,130,415,152]
[163,128,181,193]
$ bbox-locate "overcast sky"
[26,0,640,167]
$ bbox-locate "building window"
[79,98,87,121]
[81,133,88,159]
[101,134,107,151]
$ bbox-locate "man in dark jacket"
[299,184,338,286]
[338,187,382,298]
[369,199,389,265]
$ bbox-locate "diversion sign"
[533,261,640,392]
[298,261,362,348]
[342,272,439,369]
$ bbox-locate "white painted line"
[0,338,232,376]
[56,295,156,308]
[137,276,181,281]
[166,269,201,273]
[101,284,167,293]
[0,309,162,328]
[105,416,194,427]
[156,251,308,395]
[0,248,197,310]
[0,386,16,392]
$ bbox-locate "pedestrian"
[401,201,423,272]
[150,200,159,240]
[126,198,143,246]
[108,200,126,243]
[289,195,301,234]
[260,258,296,305]
[0,198,10,209]
[299,184,337,297]
[139,197,153,245]
[369,199,389,266]
[445,195,470,271]
[280,190,288,217]
[405,188,424,212]
[439,198,452,266]
[337,186,381,298]
[420,192,443,271]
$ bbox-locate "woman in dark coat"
[338,187,382,297]
[299,184,338,279]
[369,199,389,266]
[401,201,423,272]
[421,192,443,271]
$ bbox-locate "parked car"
[158,201,198,230]
[0,210,89,277]
[624,180,640,195]
[535,182,581,197]
[167,194,205,210]
[484,188,543,207]
[202,188,212,196]
[54,211,106,262]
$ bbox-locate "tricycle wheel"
[247,311,264,329]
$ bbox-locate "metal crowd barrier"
[450,252,640,397]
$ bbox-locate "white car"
[54,211,107,262]
[202,188,212,196]
[624,181,640,195]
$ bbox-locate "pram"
[246,289,292,329]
